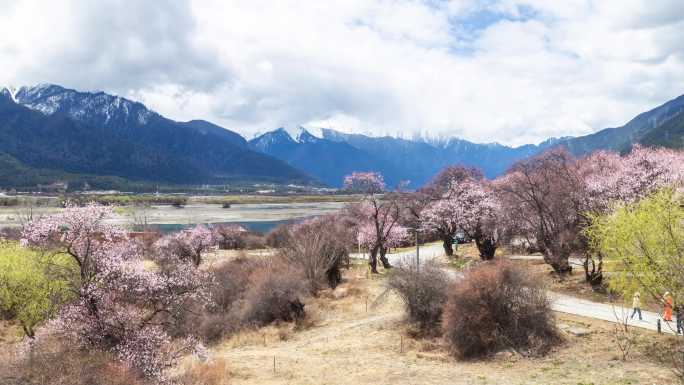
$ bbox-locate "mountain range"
[0,84,312,190]
[1,84,682,191]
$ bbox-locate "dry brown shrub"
[173,255,308,344]
[264,224,291,248]
[241,233,266,249]
[240,260,306,326]
[442,260,562,359]
[0,227,21,241]
[280,214,354,293]
[387,259,451,335]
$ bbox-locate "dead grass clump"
[176,358,231,385]
[387,259,450,335]
[442,260,562,359]
[0,337,149,385]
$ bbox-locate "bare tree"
[496,148,585,274]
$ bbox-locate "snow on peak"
[11,84,156,126]
[1,86,20,102]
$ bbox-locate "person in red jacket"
[663,292,673,322]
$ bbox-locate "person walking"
[630,292,642,321]
[663,292,674,322]
[676,304,684,334]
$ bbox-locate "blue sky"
[1,0,683,146]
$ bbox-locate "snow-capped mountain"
[14,84,156,127]
[249,127,400,187]
[0,84,314,189]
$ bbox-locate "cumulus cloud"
[1,0,683,146]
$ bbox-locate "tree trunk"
[369,246,379,274]
[543,247,572,274]
[379,247,392,269]
[583,253,603,286]
[442,235,454,257]
[475,236,497,260]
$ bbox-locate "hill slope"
[556,94,684,155]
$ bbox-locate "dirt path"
[355,243,679,335]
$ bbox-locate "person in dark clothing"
[676,304,684,334]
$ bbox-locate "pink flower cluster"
[354,198,409,250]
[427,180,500,234]
[581,145,684,212]
[155,224,216,266]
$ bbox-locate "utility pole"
[415,228,420,273]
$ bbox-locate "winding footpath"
[352,243,679,336]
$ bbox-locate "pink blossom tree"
[345,172,408,273]
[452,181,504,260]
[420,165,483,198]
[343,171,386,194]
[577,145,684,284]
[21,204,208,379]
[420,194,461,257]
[354,200,409,273]
[422,179,504,259]
[154,224,216,267]
[213,223,247,250]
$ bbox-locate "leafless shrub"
[280,214,354,293]
[211,255,260,311]
[612,304,636,361]
[442,261,562,359]
[241,233,266,249]
[265,224,292,248]
[240,260,306,326]
[194,256,262,343]
[169,254,308,344]
[387,259,451,335]
[0,227,22,241]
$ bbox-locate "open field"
[192,262,678,385]
[0,201,347,229]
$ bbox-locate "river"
[0,201,347,233]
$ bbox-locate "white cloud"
[1,0,683,146]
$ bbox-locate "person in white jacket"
[630,292,642,321]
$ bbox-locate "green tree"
[0,241,73,338]
[584,188,684,304]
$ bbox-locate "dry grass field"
[178,262,679,385]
